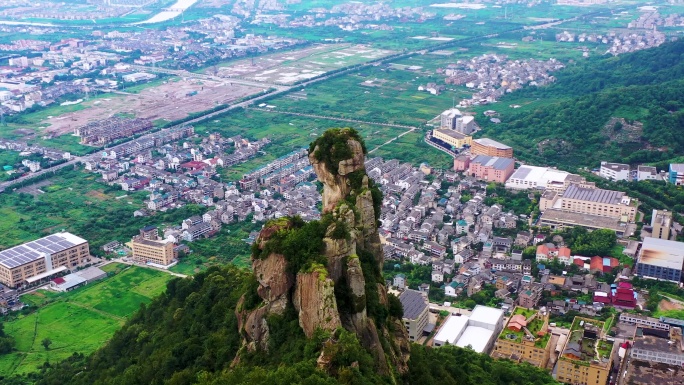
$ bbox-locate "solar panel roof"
[0,232,86,269]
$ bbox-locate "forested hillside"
[477,39,684,169]
[1,267,559,385]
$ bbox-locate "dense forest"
[477,39,684,169]
[1,266,559,385]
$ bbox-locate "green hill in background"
[477,39,684,169]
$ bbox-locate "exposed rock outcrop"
[294,267,342,338]
[237,128,410,379]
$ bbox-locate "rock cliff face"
[294,268,342,337]
[237,128,409,378]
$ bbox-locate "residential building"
[599,161,630,181]
[556,317,613,385]
[393,274,406,289]
[630,327,684,367]
[635,237,684,283]
[399,289,430,342]
[491,307,552,367]
[669,163,684,185]
[471,138,513,158]
[433,305,504,353]
[130,231,176,267]
[518,284,543,308]
[651,209,672,240]
[182,222,212,242]
[444,280,463,297]
[467,155,515,183]
[589,256,620,274]
[637,165,658,181]
[535,243,571,265]
[0,232,90,288]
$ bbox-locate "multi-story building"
[471,138,513,158]
[518,284,543,308]
[467,155,515,183]
[491,307,552,367]
[651,209,672,240]
[631,327,684,367]
[0,232,90,288]
[619,313,670,332]
[669,163,684,185]
[635,237,684,283]
[399,289,430,342]
[599,161,630,181]
[535,243,571,264]
[440,108,475,134]
[432,128,472,149]
[636,165,658,181]
[556,317,613,385]
[130,227,176,267]
[541,184,637,222]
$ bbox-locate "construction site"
[74,117,153,146]
[214,44,395,85]
[41,78,263,136]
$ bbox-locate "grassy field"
[193,108,427,174]
[266,70,456,126]
[0,167,208,253]
[0,264,174,375]
[170,221,263,275]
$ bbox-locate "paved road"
[0,158,82,193]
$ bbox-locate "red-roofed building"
[508,314,528,332]
[557,247,571,265]
[536,243,572,265]
[590,256,620,274]
[593,291,610,304]
[611,282,636,308]
[180,161,207,171]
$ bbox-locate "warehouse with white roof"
[433,305,505,353]
[505,165,574,191]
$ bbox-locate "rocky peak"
[236,128,409,379]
